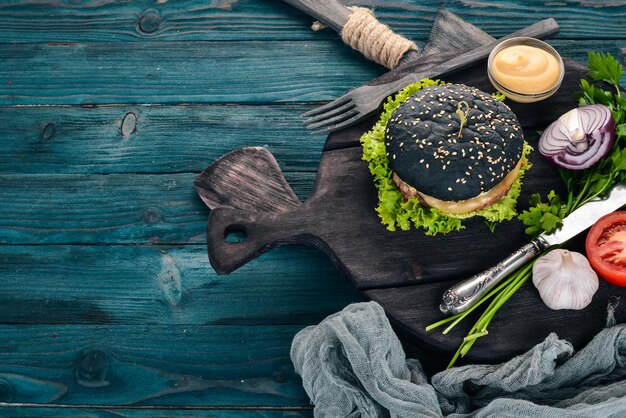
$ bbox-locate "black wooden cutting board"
[195,54,626,366]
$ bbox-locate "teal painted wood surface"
[0,245,361,324]
[0,324,312,406]
[0,0,625,414]
[0,173,209,244]
[0,105,327,174]
[0,41,623,106]
[0,0,624,42]
[0,41,382,105]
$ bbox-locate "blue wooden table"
[0,1,624,416]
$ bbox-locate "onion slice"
[538,104,615,170]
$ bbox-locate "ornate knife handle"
[439,237,550,315]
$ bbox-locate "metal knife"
[440,183,626,315]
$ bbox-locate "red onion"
[538,104,615,170]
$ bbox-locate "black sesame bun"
[385,83,524,214]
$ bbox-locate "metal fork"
[303,18,559,134]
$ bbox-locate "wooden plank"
[0,172,317,244]
[0,324,313,406]
[0,245,361,324]
[0,173,206,245]
[0,40,622,106]
[0,0,625,43]
[0,408,311,417]
[0,105,327,174]
[0,0,326,43]
[0,41,382,106]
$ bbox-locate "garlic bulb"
[532,249,599,310]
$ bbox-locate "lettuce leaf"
[359,79,532,235]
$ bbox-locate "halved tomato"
[585,211,626,286]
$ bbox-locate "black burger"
[385,83,525,214]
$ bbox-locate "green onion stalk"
[426,262,534,368]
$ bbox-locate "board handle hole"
[224,225,247,244]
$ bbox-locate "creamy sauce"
[491,45,561,94]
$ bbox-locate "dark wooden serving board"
[195,56,626,365]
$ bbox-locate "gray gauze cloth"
[291,301,626,417]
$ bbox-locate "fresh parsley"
[587,51,623,90]
[518,191,568,236]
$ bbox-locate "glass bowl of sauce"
[487,37,564,103]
